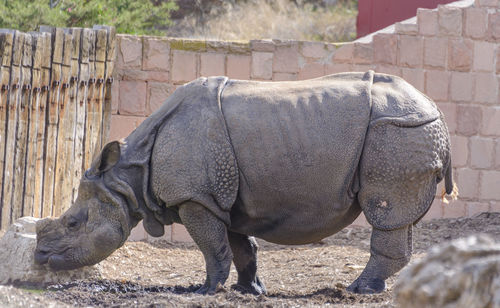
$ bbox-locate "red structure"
[357,0,457,38]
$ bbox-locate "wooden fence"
[0,26,116,230]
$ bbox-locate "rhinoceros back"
[220,72,373,235]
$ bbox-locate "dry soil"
[1,212,500,308]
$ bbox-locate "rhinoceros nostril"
[34,248,51,265]
[37,249,49,255]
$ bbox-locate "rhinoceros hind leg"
[347,224,412,294]
[228,231,266,295]
[178,202,233,295]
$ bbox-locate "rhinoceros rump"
[35,71,454,295]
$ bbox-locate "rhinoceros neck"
[105,80,200,237]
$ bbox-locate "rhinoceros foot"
[231,276,266,295]
[194,282,213,295]
[346,277,385,294]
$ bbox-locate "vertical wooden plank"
[2,30,25,227]
[0,31,13,229]
[72,29,90,202]
[32,32,51,218]
[41,26,63,218]
[23,32,43,217]
[53,31,73,217]
[83,30,96,170]
[101,26,116,146]
[11,33,33,222]
[66,28,81,205]
[91,28,107,156]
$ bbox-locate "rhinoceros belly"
[221,73,372,244]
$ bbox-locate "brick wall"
[110,0,500,241]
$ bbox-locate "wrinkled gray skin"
[35,71,454,295]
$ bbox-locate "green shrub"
[0,0,178,35]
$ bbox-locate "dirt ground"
[2,212,500,307]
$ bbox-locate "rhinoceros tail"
[441,157,458,204]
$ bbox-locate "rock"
[394,235,500,308]
[0,217,101,287]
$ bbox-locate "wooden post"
[23,32,44,217]
[32,33,51,218]
[53,31,74,217]
[11,33,33,221]
[2,31,25,227]
[103,26,116,146]
[41,26,63,218]
[91,28,107,156]
[72,28,91,202]
[67,28,82,204]
[93,26,116,150]
[83,30,96,171]
[0,31,13,229]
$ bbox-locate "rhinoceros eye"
[67,217,80,230]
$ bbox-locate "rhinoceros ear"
[89,141,121,176]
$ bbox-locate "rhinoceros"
[35,71,455,294]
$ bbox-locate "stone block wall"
[109,0,500,241]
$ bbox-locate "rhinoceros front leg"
[347,224,412,294]
[228,231,266,295]
[178,202,233,295]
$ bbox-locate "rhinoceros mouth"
[34,247,82,271]
[47,253,82,271]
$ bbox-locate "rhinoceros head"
[34,141,133,270]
